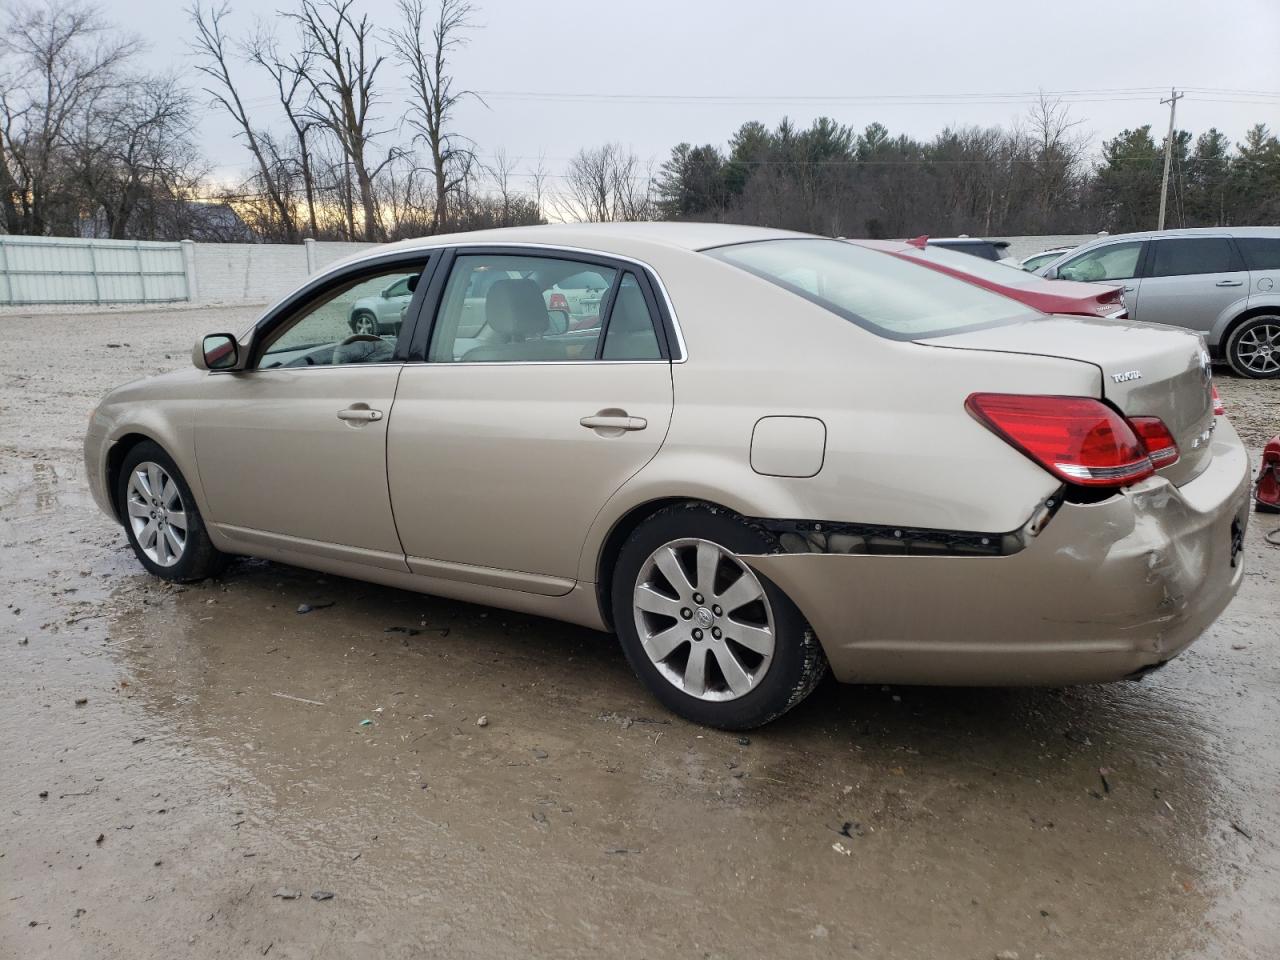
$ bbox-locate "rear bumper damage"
[744,418,1252,686]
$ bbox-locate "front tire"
[611,502,827,729]
[116,441,228,582]
[1225,315,1280,379]
[349,311,379,336]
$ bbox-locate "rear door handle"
[1122,285,1136,293]
[580,414,647,432]
[337,406,383,422]
[1216,279,1243,287]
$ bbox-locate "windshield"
[905,245,1042,288]
[706,238,1032,340]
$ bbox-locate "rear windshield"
[705,238,1031,340]
[903,245,1043,288]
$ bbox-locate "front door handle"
[1122,285,1136,293]
[580,413,647,432]
[1216,279,1243,287]
[337,406,383,422]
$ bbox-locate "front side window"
[430,254,637,362]
[257,263,425,368]
[706,238,1029,340]
[1234,237,1280,271]
[1148,238,1238,277]
[1057,241,1143,282]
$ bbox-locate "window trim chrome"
[287,239,689,363]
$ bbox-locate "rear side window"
[601,273,662,360]
[1236,237,1280,271]
[1148,238,1239,277]
[706,238,1029,340]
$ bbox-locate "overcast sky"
[92,0,1280,189]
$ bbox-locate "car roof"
[368,222,810,258]
[1078,226,1280,243]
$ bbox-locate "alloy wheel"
[632,538,775,701]
[353,314,378,335]
[1235,321,1280,376]
[125,461,187,567]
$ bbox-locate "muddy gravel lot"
[1,304,1278,960]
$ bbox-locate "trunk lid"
[921,316,1217,486]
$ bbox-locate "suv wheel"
[1226,315,1280,379]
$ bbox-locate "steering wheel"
[332,333,382,365]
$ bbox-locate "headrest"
[486,278,549,339]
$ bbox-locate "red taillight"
[548,293,569,312]
[1212,384,1225,416]
[1129,416,1180,468]
[966,393,1155,488]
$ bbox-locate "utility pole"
[1157,87,1183,231]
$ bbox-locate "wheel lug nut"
[712,605,722,616]
[680,608,692,620]
[693,593,704,604]
[712,627,721,639]
[692,628,703,641]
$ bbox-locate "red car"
[847,237,1128,319]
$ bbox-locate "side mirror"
[194,333,239,371]
[547,309,570,335]
[1043,266,1059,280]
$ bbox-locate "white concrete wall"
[188,240,375,304]
[992,234,1105,260]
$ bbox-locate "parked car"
[1037,227,1280,378]
[924,237,1011,261]
[1017,247,1074,272]
[853,238,1127,318]
[85,223,1250,729]
[347,274,416,335]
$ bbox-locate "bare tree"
[66,73,203,239]
[290,0,394,241]
[554,143,654,222]
[0,0,138,235]
[246,24,320,238]
[489,146,514,225]
[528,149,549,218]
[1023,92,1091,228]
[189,1,300,240]
[389,0,480,233]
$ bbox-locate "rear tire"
[1225,315,1280,379]
[116,441,228,582]
[611,502,827,729]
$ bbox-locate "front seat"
[462,279,565,362]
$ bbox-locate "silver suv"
[1038,227,1280,378]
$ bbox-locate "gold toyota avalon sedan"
[85,223,1252,729]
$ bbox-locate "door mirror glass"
[198,333,238,370]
